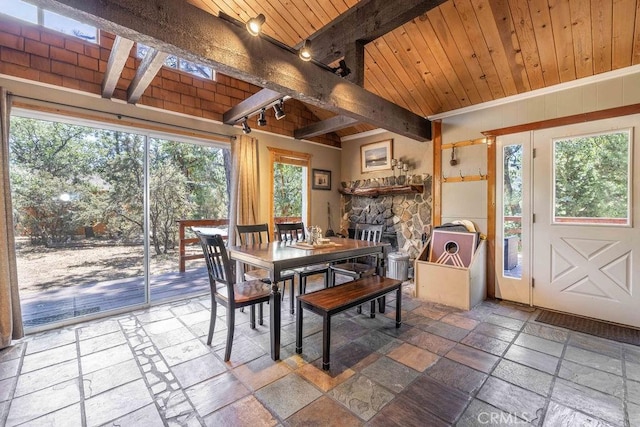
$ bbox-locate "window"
[268,148,311,234]
[4,0,98,43]
[553,129,631,225]
[503,144,522,277]
[10,111,229,329]
[137,44,215,80]
[4,0,37,24]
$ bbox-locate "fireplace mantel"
[338,185,424,198]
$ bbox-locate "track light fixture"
[241,117,251,134]
[273,99,286,120]
[332,59,351,78]
[257,108,267,126]
[246,14,265,36]
[299,39,312,61]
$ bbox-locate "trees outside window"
[554,130,630,224]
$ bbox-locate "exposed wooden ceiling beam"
[101,36,133,98]
[31,0,432,141]
[127,47,168,104]
[308,0,448,64]
[294,115,358,139]
[222,88,282,124]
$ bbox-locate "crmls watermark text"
[477,411,530,424]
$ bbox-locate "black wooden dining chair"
[330,223,384,315]
[330,223,384,281]
[236,223,296,311]
[275,222,330,314]
[196,232,271,362]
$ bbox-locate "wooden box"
[414,239,486,310]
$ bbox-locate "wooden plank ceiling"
[187,0,640,138]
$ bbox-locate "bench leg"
[296,298,303,354]
[395,288,402,328]
[322,314,331,371]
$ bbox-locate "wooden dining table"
[228,237,387,360]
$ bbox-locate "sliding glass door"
[9,111,229,330]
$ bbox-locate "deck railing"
[177,219,228,272]
[177,217,303,272]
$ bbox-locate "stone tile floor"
[1,279,639,426]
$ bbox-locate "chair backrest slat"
[196,232,234,300]
[355,223,383,243]
[275,222,306,242]
[237,223,270,245]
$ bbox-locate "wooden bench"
[295,275,402,370]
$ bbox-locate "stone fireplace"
[340,175,432,259]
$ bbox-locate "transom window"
[4,0,98,43]
[137,44,215,81]
[553,129,631,226]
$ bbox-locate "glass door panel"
[495,132,531,305]
[148,137,229,302]
[10,115,146,328]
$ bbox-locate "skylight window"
[137,44,215,81]
[3,0,98,43]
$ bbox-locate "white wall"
[340,130,432,181]
[440,69,640,235]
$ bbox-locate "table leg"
[378,296,386,313]
[270,282,281,360]
[290,278,295,315]
[395,287,402,328]
[295,298,303,354]
[370,300,376,318]
[322,314,331,371]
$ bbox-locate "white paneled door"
[532,115,640,328]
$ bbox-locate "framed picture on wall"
[361,139,393,173]
[312,169,331,190]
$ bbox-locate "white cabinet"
[414,240,486,310]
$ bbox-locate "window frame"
[551,128,633,227]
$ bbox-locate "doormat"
[536,310,640,346]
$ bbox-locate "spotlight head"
[246,14,265,36]
[273,99,286,120]
[257,108,267,126]
[337,59,351,77]
[299,39,312,61]
[241,117,251,134]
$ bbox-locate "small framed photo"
[361,139,393,173]
[312,169,331,190]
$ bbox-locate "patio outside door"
[531,116,640,328]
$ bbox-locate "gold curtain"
[227,134,259,245]
[0,87,23,348]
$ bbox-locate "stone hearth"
[341,176,432,259]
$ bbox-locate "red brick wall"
[0,17,341,147]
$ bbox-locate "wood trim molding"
[440,137,488,150]
[432,120,442,227]
[486,136,496,299]
[482,103,640,137]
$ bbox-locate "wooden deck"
[20,267,210,327]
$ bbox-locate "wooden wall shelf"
[339,185,424,197]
